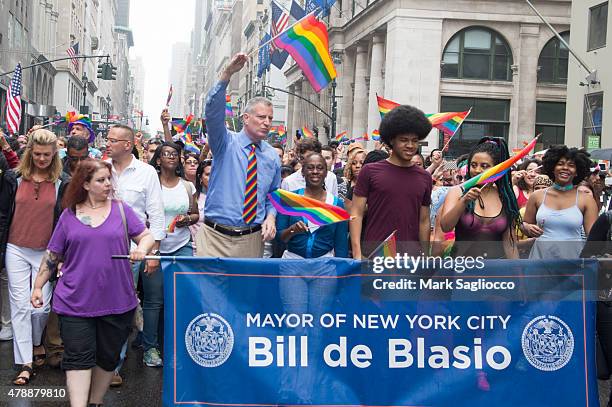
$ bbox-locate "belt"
[204,218,262,237]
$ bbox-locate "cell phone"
[599,163,607,171]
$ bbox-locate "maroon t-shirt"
[353,160,432,249]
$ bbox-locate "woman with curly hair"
[441,137,520,259]
[338,147,365,212]
[523,146,598,259]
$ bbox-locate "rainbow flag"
[426,110,471,137]
[461,136,539,192]
[335,131,348,142]
[368,230,397,259]
[172,114,194,133]
[225,95,233,117]
[300,126,314,139]
[273,13,336,93]
[268,189,350,226]
[377,94,400,118]
[372,129,380,141]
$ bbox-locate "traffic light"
[97,63,106,79]
[110,65,117,80]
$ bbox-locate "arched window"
[442,27,513,81]
[537,31,570,84]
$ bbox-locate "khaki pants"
[44,309,63,355]
[196,223,264,258]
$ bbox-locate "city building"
[566,0,609,149]
[284,0,572,156]
[168,42,191,118]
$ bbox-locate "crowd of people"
[0,52,611,406]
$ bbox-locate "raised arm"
[205,53,248,156]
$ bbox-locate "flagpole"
[246,11,318,59]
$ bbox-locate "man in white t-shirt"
[281,138,338,195]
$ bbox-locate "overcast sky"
[129,0,195,133]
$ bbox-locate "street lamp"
[105,95,112,136]
[81,73,88,114]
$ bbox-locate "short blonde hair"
[17,129,63,182]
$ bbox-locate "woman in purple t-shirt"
[30,159,155,407]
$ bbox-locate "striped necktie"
[242,143,257,224]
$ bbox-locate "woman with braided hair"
[441,137,520,259]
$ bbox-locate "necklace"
[552,183,574,191]
[83,201,106,209]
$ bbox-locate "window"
[442,27,513,81]
[535,102,566,149]
[439,97,510,157]
[588,2,608,50]
[538,32,570,84]
[583,92,604,149]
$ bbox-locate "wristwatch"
[149,250,161,256]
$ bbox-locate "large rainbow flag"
[377,94,400,118]
[273,13,336,93]
[268,189,350,226]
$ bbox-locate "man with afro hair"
[350,105,433,258]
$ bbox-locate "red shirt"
[9,180,55,249]
[354,160,432,252]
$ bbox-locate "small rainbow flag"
[273,13,336,93]
[225,95,233,117]
[179,133,200,154]
[377,94,400,118]
[368,230,397,259]
[426,110,471,137]
[167,216,179,233]
[335,131,348,142]
[300,126,314,139]
[372,129,380,141]
[268,189,350,226]
[172,114,194,133]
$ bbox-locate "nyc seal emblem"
[185,313,234,368]
[521,315,574,371]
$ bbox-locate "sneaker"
[143,348,163,367]
[0,325,13,341]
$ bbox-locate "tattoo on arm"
[41,250,63,277]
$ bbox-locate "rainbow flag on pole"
[300,126,314,139]
[273,13,336,93]
[172,114,194,133]
[427,110,471,136]
[225,95,233,117]
[377,94,401,118]
[335,131,348,142]
[268,189,350,226]
[368,230,397,259]
[371,129,380,141]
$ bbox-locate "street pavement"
[0,335,611,406]
[0,335,162,407]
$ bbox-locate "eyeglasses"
[185,159,199,165]
[107,138,130,144]
[161,151,178,158]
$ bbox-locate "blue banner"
[162,258,598,406]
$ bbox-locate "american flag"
[6,63,22,135]
[270,1,289,52]
[67,42,80,72]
